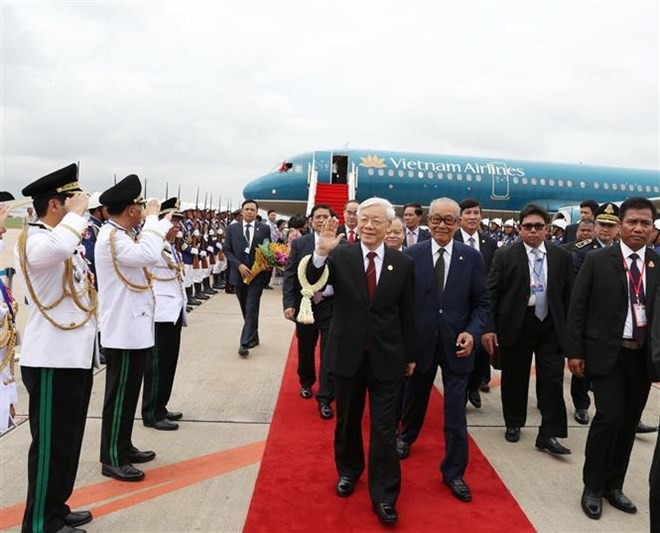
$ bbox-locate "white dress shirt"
[620,242,647,339]
[523,242,548,305]
[431,238,453,287]
[360,242,385,282]
[460,229,480,252]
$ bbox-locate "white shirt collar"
[431,238,454,256]
[360,241,385,260]
[243,220,254,229]
[620,241,646,261]
[523,241,547,255]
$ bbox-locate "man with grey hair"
[398,197,488,503]
[306,197,416,525]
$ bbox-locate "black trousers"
[334,352,401,505]
[583,346,651,492]
[500,309,567,438]
[100,348,149,466]
[21,366,93,533]
[235,282,263,347]
[142,315,183,423]
[570,374,591,410]
[295,320,334,404]
[651,430,660,533]
[467,344,491,392]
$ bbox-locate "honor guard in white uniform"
[141,198,188,430]
[16,164,97,533]
[0,192,18,435]
[95,175,172,482]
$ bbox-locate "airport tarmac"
[0,227,658,532]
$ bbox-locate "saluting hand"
[315,217,344,256]
[145,198,161,217]
[65,192,89,216]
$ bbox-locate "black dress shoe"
[300,386,313,399]
[581,486,602,519]
[505,427,520,443]
[604,488,637,513]
[479,382,490,393]
[101,464,145,482]
[144,418,179,431]
[467,390,482,408]
[129,448,156,463]
[372,502,398,525]
[637,421,659,433]
[444,478,472,502]
[165,411,183,421]
[336,476,356,497]
[319,403,334,419]
[238,346,249,357]
[263,285,273,290]
[247,340,259,348]
[574,409,590,425]
[535,436,571,455]
[396,439,411,460]
[63,510,92,527]
[56,526,86,533]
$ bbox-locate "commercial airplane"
[242,149,660,218]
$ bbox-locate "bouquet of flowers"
[244,239,290,284]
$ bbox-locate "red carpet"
[244,337,535,532]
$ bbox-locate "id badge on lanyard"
[623,254,647,329]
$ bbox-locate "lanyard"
[622,254,645,303]
[529,251,544,282]
[0,281,15,322]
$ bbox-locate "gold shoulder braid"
[17,226,97,331]
[151,248,184,282]
[110,227,153,291]
[0,299,18,384]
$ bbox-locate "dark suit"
[307,243,416,505]
[337,224,359,244]
[223,221,272,347]
[651,286,660,532]
[282,232,334,403]
[454,231,498,393]
[566,244,659,493]
[402,227,431,248]
[401,239,488,481]
[564,223,578,244]
[485,241,573,437]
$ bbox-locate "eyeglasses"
[359,216,387,227]
[520,223,546,231]
[428,215,457,226]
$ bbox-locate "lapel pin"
[459,256,464,261]
[649,261,655,268]
[387,264,393,271]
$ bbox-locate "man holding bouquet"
[223,199,272,357]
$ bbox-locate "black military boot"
[194,282,209,300]
[214,271,226,289]
[186,286,202,306]
[203,277,218,295]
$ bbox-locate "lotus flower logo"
[359,154,387,168]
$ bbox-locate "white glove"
[191,247,199,255]
[176,231,183,239]
[193,229,200,237]
[200,251,207,258]
[209,229,215,236]
[216,242,222,249]
[207,246,214,253]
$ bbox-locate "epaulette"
[574,239,591,249]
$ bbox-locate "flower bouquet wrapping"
[244,239,290,284]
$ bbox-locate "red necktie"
[349,230,355,244]
[366,251,377,301]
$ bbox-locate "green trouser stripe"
[149,346,159,422]
[33,368,53,533]
[110,352,130,467]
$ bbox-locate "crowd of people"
[1,163,660,531]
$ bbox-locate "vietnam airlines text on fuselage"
[242,149,660,215]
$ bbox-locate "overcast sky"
[1,0,658,207]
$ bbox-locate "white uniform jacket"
[15,213,98,369]
[95,216,171,350]
[150,242,189,326]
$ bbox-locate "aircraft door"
[314,151,333,184]
[489,161,510,200]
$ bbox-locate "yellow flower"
[359,154,387,168]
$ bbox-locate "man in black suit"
[283,204,337,419]
[454,198,498,408]
[223,199,272,357]
[306,197,416,525]
[564,199,599,243]
[402,202,431,248]
[482,204,573,454]
[651,285,660,532]
[337,199,360,244]
[566,197,659,520]
[399,197,488,503]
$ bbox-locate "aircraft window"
[580,181,586,188]
[388,170,394,177]
[418,171,424,178]
[294,164,302,173]
[457,173,463,181]
[612,183,618,191]
[522,177,528,185]
[604,183,610,190]
[629,184,635,191]
[558,179,564,187]
[637,185,642,192]
[447,173,453,180]
[476,174,482,182]
[408,170,414,178]
[368,169,374,176]
[466,174,472,181]
[549,179,555,186]
[378,169,385,176]
[646,185,651,192]
[531,178,538,185]
[513,177,519,185]
[427,171,434,179]
[654,185,660,193]
[594,182,600,189]
[567,180,573,187]
[540,178,546,186]
[437,172,443,179]
[398,170,405,178]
